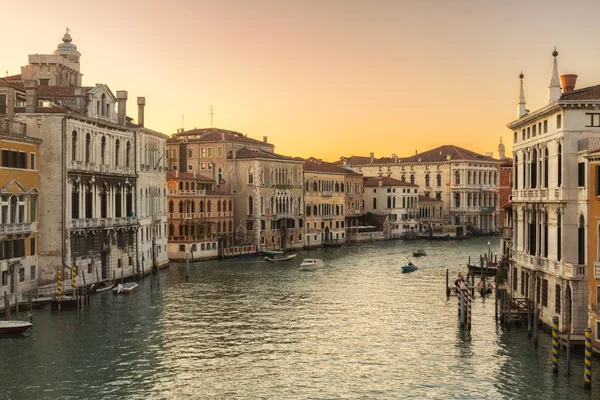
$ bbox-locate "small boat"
[113,282,139,294]
[265,253,298,262]
[0,320,33,334]
[299,259,325,270]
[91,281,114,293]
[401,264,418,273]
[412,249,427,257]
[467,263,498,277]
[263,249,285,256]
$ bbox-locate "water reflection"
[0,237,599,399]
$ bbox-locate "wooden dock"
[558,334,586,349]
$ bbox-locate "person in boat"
[408,262,414,267]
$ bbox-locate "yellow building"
[1,121,41,300]
[587,150,600,352]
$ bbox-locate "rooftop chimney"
[24,80,37,113]
[117,91,128,126]
[560,74,578,93]
[263,136,268,143]
[137,97,145,127]
[370,152,374,163]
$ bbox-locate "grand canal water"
[1,237,599,399]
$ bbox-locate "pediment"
[88,84,117,102]
[0,179,28,194]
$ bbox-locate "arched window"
[455,193,461,208]
[437,174,442,187]
[71,131,77,161]
[248,167,254,184]
[100,136,106,165]
[191,201,195,213]
[248,196,253,215]
[207,200,212,213]
[178,201,183,213]
[115,139,120,166]
[557,213,562,261]
[85,133,91,163]
[410,175,415,184]
[543,148,549,188]
[101,94,106,116]
[313,205,318,215]
[126,141,131,167]
[229,200,233,212]
[454,170,460,185]
[169,200,174,213]
[199,201,204,213]
[185,182,189,190]
[514,155,519,189]
[228,221,232,232]
[425,174,430,187]
[372,198,377,209]
[217,200,222,212]
[169,224,174,237]
[218,167,223,184]
[531,149,537,188]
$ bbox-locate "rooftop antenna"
[209,105,214,128]
[181,114,184,131]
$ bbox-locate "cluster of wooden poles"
[3,291,33,322]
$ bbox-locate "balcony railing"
[347,192,355,198]
[69,160,136,176]
[594,262,600,279]
[0,222,36,235]
[322,191,333,197]
[562,263,586,280]
[323,214,335,220]
[69,217,137,229]
[276,212,294,219]
[167,189,207,196]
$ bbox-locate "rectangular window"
[217,146,223,157]
[201,148,206,157]
[30,153,36,169]
[586,113,600,127]
[543,120,548,133]
[19,267,24,282]
[597,320,600,342]
[578,162,585,187]
[557,114,562,129]
[30,265,36,281]
[201,163,205,170]
[1,271,6,286]
[188,148,193,158]
[0,94,6,115]
[207,147,213,157]
[179,244,185,252]
[30,238,36,256]
[542,279,548,308]
[247,220,253,230]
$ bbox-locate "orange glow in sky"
[4,0,600,161]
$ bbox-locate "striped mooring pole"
[72,266,77,293]
[552,316,559,374]
[57,269,62,299]
[584,327,592,390]
[467,283,472,331]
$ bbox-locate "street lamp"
[487,240,491,265]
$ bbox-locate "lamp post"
[487,240,491,265]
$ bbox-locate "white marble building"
[508,49,600,334]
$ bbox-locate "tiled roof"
[418,195,442,202]
[303,158,356,174]
[4,74,21,81]
[401,145,499,163]
[337,155,405,165]
[560,84,600,101]
[233,147,299,161]
[363,176,417,187]
[166,172,214,182]
[500,157,513,167]
[170,127,273,146]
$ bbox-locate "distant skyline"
[4,0,600,161]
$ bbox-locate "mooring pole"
[14,294,19,320]
[533,308,539,347]
[566,331,571,377]
[552,316,559,374]
[527,300,532,338]
[186,251,190,282]
[4,292,10,321]
[585,327,592,390]
[446,269,450,298]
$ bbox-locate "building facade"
[343,169,364,233]
[339,146,501,233]
[587,152,600,351]
[303,158,347,247]
[0,121,41,299]
[363,177,419,238]
[166,172,234,260]
[508,51,600,334]
[418,195,444,234]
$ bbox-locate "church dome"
[54,30,80,54]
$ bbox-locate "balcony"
[0,222,36,235]
[178,213,195,219]
[322,191,333,197]
[594,262,600,279]
[69,217,137,229]
[562,263,586,280]
[276,212,294,219]
[347,192,355,198]
[167,189,207,196]
[69,160,136,176]
[323,214,335,220]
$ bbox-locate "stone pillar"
[24,80,37,113]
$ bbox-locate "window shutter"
[596,165,600,196]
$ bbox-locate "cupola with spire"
[517,71,527,118]
[53,28,81,64]
[548,47,561,103]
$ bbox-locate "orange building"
[0,120,41,300]
[587,151,600,352]
[166,172,234,261]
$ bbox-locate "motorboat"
[91,280,114,293]
[401,264,418,273]
[412,249,427,257]
[265,254,298,262]
[113,282,139,294]
[262,249,285,256]
[0,320,33,334]
[299,259,325,270]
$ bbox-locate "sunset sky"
[4,0,600,161]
